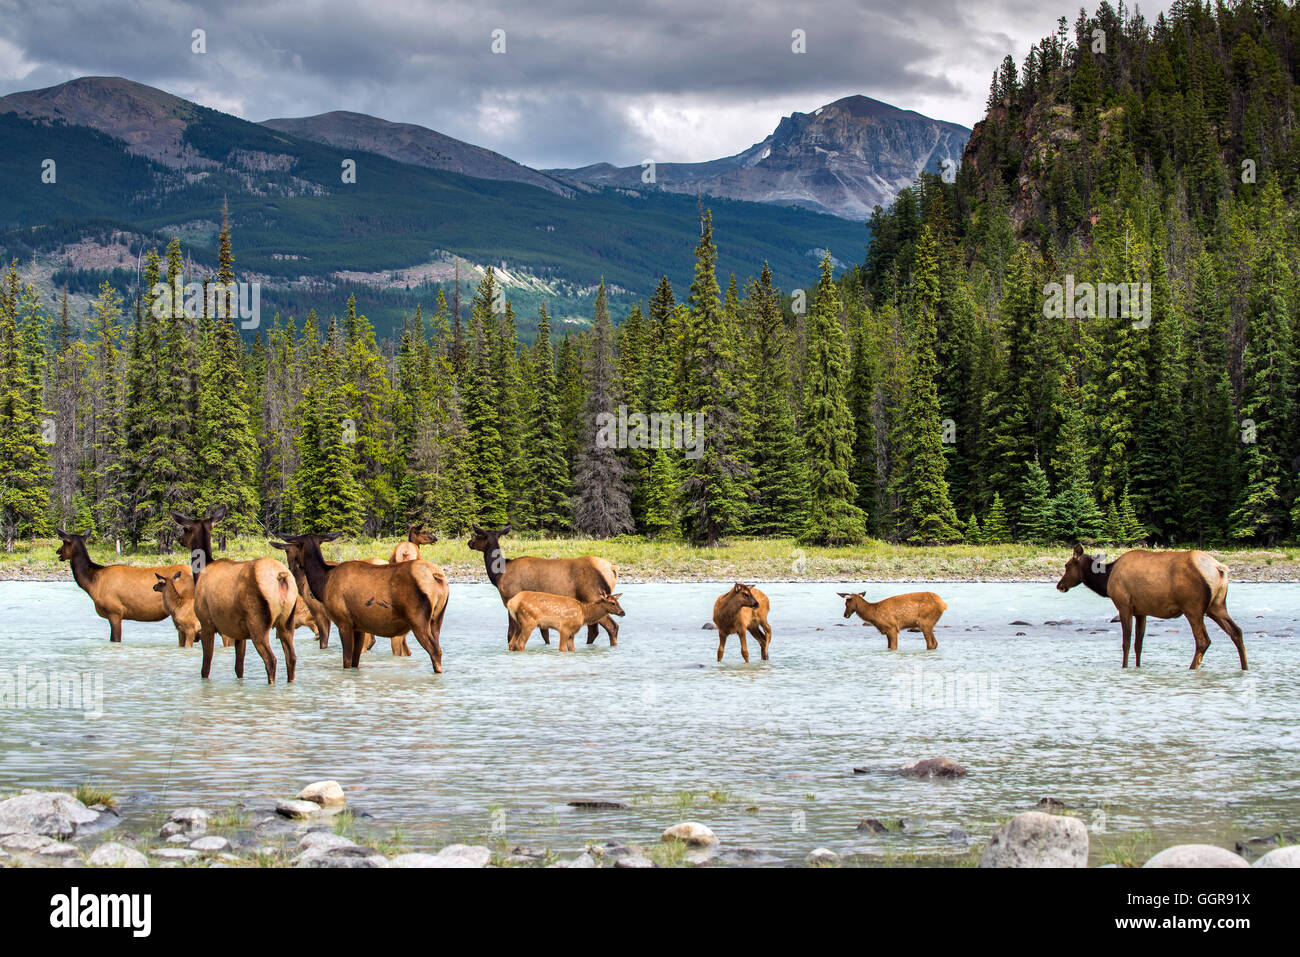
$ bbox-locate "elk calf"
[390,524,438,564]
[839,591,947,650]
[153,571,204,648]
[506,591,626,652]
[713,583,772,663]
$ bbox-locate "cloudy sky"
[0,0,1171,169]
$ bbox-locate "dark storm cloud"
[0,0,1172,168]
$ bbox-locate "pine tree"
[983,494,1010,543]
[0,263,52,547]
[462,280,509,528]
[1018,457,1055,543]
[523,305,573,532]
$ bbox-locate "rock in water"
[0,792,99,839]
[899,758,968,779]
[1143,845,1249,868]
[89,842,149,868]
[857,818,888,834]
[662,822,719,846]
[297,781,346,806]
[614,855,655,868]
[567,800,628,809]
[807,848,839,865]
[1253,847,1300,868]
[979,811,1089,868]
[276,799,321,820]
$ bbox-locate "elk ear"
[56,528,70,541]
[173,571,183,581]
[208,505,228,523]
[82,529,93,542]
[155,572,168,582]
[269,541,288,551]
[610,592,622,600]
[471,524,484,535]
[837,592,851,598]
[172,511,194,527]
[500,524,512,536]
[1072,543,1084,557]
[322,532,342,542]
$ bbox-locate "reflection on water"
[1,580,1296,864]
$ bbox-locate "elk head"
[597,592,627,618]
[1056,543,1087,593]
[408,524,438,546]
[837,591,867,619]
[729,583,760,609]
[467,524,510,552]
[55,528,90,561]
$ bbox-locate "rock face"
[1253,846,1300,868]
[1143,845,1250,868]
[979,812,1089,868]
[662,822,719,846]
[548,95,971,220]
[900,758,968,779]
[296,781,346,807]
[89,842,149,868]
[0,792,99,839]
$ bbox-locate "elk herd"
[53,518,1252,682]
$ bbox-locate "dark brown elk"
[276,533,448,672]
[838,591,947,650]
[173,507,300,684]
[56,529,193,644]
[713,583,772,662]
[1056,544,1247,670]
[270,541,396,654]
[506,592,626,651]
[390,524,438,563]
[468,524,619,646]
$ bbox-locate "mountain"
[260,111,577,197]
[0,77,868,338]
[548,95,970,221]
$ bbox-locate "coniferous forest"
[6,1,1300,552]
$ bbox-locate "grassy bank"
[6,535,1300,583]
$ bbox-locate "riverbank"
[7,536,1300,583]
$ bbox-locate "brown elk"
[56,529,193,644]
[173,507,300,684]
[390,524,438,563]
[275,532,448,672]
[153,571,203,647]
[1056,544,1247,670]
[506,592,626,652]
[468,524,619,646]
[713,583,772,662]
[270,541,398,654]
[838,591,947,650]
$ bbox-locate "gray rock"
[567,800,628,809]
[1253,847,1300,868]
[899,758,968,779]
[0,792,98,839]
[295,844,386,868]
[276,799,321,819]
[508,844,546,858]
[662,822,718,846]
[166,807,208,834]
[299,831,355,851]
[189,836,231,853]
[1037,797,1070,811]
[946,828,970,845]
[388,853,445,868]
[150,847,201,861]
[88,842,148,868]
[426,844,492,868]
[807,848,839,865]
[165,834,191,844]
[296,781,346,807]
[857,818,888,834]
[614,855,655,868]
[563,852,599,868]
[1,832,76,856]
[684,850,715,866]
[1143,845,1250,868]
[980,811,1089,868]
[719,847,782,866]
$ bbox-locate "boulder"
[296,781,346,807]
[275,799,321,820]
[426,844,492,868]
[662,822,718,846]
[166,807,208,833]
[1143,845,1250,868]
[299,831,355,851]
[88,842,148,868]
[1,832,76,856]
[562,852,599,868]
[807,848,839,865]
[857,818,888,834]
[0,792,98,839]
[150,847,200,861]
[614,855,655,868]
[189,836,231,853]
[295,844,386,868]
[900,758,968,779]
[1253,847,1300,868]
[388,853,445,868]
[979,811,1089,868]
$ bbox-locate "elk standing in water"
[56,529,192,644]
[468,524,619,646]
[275,532,448,672]
[507,592,626,651]
[713,583,773,662]
[173,508,300,683]
[1056,543,1247,670]
[271,540,392,654]
[838,591,947,650]
[153,571,203,647]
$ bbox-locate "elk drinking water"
[713,583,772,662]
[506,592,626,651]
[1056,544,1247,670]
[838,591,947,650]
[56,529,193,644]
[276,532,448,672]
[173,507,300,684]
[468,524,619,646]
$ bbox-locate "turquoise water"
[1,580,1296,864]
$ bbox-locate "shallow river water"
[1,580,1296,865]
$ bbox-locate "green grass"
[9,535,1299,584]
[74,783,116,807]
[1094,830,1160,868]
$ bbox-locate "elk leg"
[340,627,355,669]
[599,614,619,647]
[1133,615,1146,668]
[1207,606,1248,670]
[1187,614,1211,670]
[391,632,411,656]
[200,626,216,679]
[922,625,938,651]
[234,638,247,679]
[410,620,442,673]
[317,617,330,649]
[739,631,750,663]
[108,613,122,643]
[716,627,727,662]
[586,623,599,645]
[349,629,366,670]
[1117,610,1133,668]
[277,625,296,683]
[885,627,899,651]
[748,623,769,661]
[364,633,376,652]
[540,627,551,645]
[252,634,278,684]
